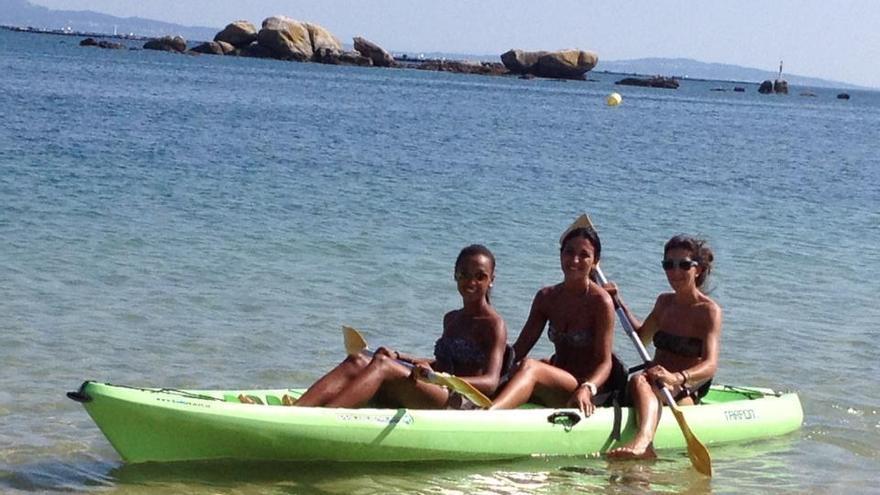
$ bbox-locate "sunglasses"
[661,258,699,271]
[455,271,490,282]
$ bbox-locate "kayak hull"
[71,381,803,463]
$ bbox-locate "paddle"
[341,325,493,408]
[581,214,712,476]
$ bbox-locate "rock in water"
[353,37,395,67]
[258,16,313,61]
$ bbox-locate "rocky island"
[76,15,601,82]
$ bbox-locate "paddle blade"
[433,372,493,409]
[671,407,712,476]
[342,325,368,356]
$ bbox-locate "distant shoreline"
[2,24,868,93]
[1,23,152,41]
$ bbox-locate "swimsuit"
[674,379,712,403]
[433,336,486,375]
[547,324,629,407]
[652,330,711,403]
[548,324,593,347]
[653,330,703,358]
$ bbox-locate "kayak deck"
[70,381,803,463]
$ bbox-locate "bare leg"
[325,353,448,409]
[608,373,659,459]
[489,358,577,410]
[293,354,370,407]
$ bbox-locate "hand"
[645,364,678,388]
[602,282,619,298]
[409,363,432,382]
[411,359,433,370]
[567,386,596,417]
[375,346,396,359]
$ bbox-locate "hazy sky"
[31,0,880,87]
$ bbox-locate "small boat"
[68,380,803,463]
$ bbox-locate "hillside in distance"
[597,57,862,90]
[1,0,866,90]
[0,0,218,40]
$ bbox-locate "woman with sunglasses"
[606,234,721,459]
[489,218,622,416]
[260,244,507,409]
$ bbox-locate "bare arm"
[683,301,722,386]
[603,282,661,346]
[581,291,616,388]
[457,317,508,396]
[511,291,549,364]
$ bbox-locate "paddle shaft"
[359,348,430,377]
[342,326,493,408]
[592,267,679,408]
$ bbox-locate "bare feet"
[282,394,297,406]
[238,394,263,405]
[607,442,657,460]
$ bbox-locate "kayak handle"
[67,381,93,403]
[548,411,581,429]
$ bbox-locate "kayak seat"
[595,353,628,407]
[494,344,516,393]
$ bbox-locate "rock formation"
[313,47,373,66]
[143,36,187,52]
[257,15,313,61]
[773,79,789,94]
[533,50,598,79]
[615,76,679,89]
[214,21,258,48]
[80,38,124,49]
[500,49,597,80]
[190,41,235,55]
[415,59,508,76]
[305,22,342,55]
[758,80,774,94]
[353,37,396,67]
[500,49,549,74]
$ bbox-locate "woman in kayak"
[605,234,722,459]
[488,216,621,416]
[273,244,507,409]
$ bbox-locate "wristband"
[680,370,691,386]
[579,381,597,395]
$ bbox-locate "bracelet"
[679,370,691,386]
[579,381,597,395]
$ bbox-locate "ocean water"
[1,29,879,494]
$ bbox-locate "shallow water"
[1,29,879,494]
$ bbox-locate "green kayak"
[68,381,802,463]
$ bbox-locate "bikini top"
[653,330,703,358]
[434,336,486,373]
[548,324,593,347]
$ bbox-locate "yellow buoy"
[606,92,622,106]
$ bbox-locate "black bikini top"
[653,330,703,358]
[434,336,486,373]
[548,324,593,347]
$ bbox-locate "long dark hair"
[560,227,602,282]
[664,235,714,289]
[455,244,496,304]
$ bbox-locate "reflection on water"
[0,436,802,494]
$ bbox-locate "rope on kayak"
[109,383,228,402]
[153,388,227,401]
[720,385,777,399]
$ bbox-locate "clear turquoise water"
[1,29,879,494]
